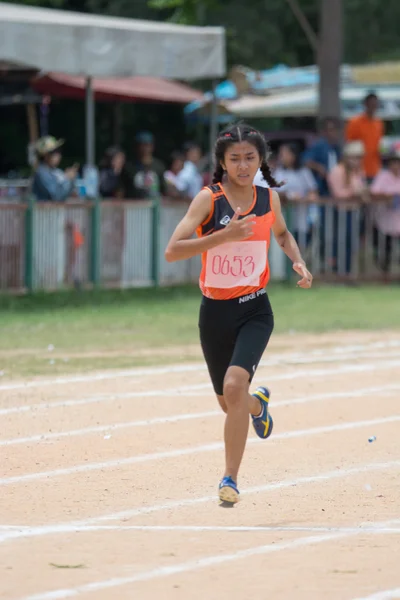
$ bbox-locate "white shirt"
[274,166,318,233]
[176,161,203,199]
[164,170,185,191]
[253,169,269,188]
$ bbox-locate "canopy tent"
[0,2,226,165]
[0,2,225,80]
[227,85,400,120]
[32,73,203,104]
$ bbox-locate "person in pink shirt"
[371,148,400,274]
[328,141,368,203]
[327,141,368,277]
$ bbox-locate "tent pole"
[85,76,95,166]
[113,103,123,146]
[209,79,218,180]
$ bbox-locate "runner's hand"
[223,208,256,242]
[293,262,313,289]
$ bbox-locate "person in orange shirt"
[345,92,384,182]
[165,124,312,505]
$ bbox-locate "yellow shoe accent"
[254,390,269,404]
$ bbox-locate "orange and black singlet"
[196,183,276,300]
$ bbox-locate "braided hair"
[212,123,283,188]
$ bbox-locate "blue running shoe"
[219,476,240,504]
[251,386,274,439]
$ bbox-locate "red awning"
[31,72,203,104]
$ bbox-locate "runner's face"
[222,141,261,187]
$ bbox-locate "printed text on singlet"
[205,241,267,289]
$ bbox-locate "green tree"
[148,0,400,67]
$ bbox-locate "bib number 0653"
[211,254,255,278]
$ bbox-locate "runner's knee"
[223,371,249,406]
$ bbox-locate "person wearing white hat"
[327,141,368,277]
[32,136,78,201]
[328,141,367,200]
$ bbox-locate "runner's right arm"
[165,190,255,262]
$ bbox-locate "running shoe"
[251,386,274,439]
[218,476,240,504]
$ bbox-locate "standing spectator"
[274,144,318,246]
[328,141,368,277]
[99,146,131,199]
[303,118,342,269]
[128,132,166,199]
[176,142,203,200]
[346,92,384,183]
[164,151,186,198]
[32,136,78,201]
[370,148,400,275]
[303,117,342,196]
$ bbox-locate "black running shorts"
[198,289,274,395]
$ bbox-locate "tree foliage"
[153,0,400,69]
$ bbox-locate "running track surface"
[1,330,400,600]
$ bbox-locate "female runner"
[165,124,313,504]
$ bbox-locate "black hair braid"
[260,159,283,188]
[212,162,224,184]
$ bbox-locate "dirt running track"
[0,330,400,600]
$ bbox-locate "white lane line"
[17,519,400,600]
[0,410,219,447]
[0,383,211,417]
[6,524,400,535]
[352,588,400,600]
[1,414,399,487]
[1,459,399,544]
[1,339,399,392]
[1,383,399,448]
[2,355,400,418]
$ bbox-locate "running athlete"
[165,124,313,504]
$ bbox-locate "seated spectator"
[328,141,367,276]
[164,152,186,198]
[99,146,132,199]
[32,136,78,201]
[128,132,166,200]
[370,148,400,274]
[274,143,319,246]
[176,142,203,200]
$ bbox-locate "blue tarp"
[184,63,354,119]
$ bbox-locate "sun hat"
[35,136,64,157]
[343,141,365,157]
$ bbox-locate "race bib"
[205,241,267,289]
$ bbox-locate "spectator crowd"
[255,92,400,278]
[31,131,204,204]
[27,91,400,278]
